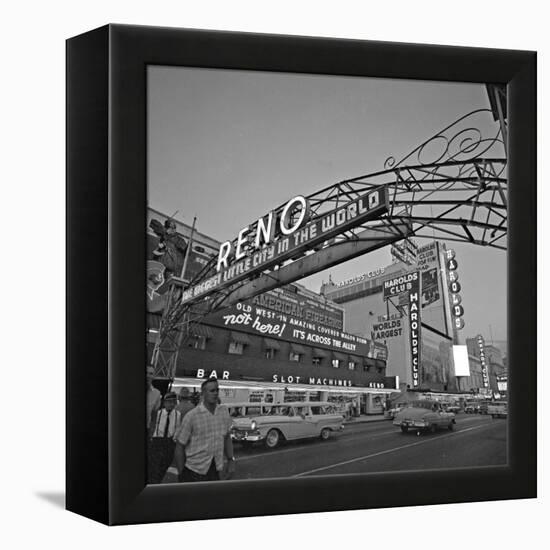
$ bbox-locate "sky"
[148,66,507,344]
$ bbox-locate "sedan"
[393,400,456,435]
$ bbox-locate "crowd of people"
[147,369,236,484]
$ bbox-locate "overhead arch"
[151,108,507,379]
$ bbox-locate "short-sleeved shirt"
[174,403,232,475]
[175,400,195,418]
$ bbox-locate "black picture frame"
[66,24,536,526]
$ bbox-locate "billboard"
[416,242,442,308]
[452,345,471,377]
[390,238,419,266]
[416,241,439,272]
[335,267,386,288]
[477,335,490,388]
[205,288,369,357]
[408,272,422,387]
[496,375,508,392]
[182,188,389,304]
[445,249,465,331]
[421,268,440,307]
[371,316,403,340]
[253,287,343,330]
[383,271,420,300]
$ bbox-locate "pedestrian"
[176,386,195,418]
[148,392,181,484]
[146,366,161,433]
[345,400,352,420]
[191,390,200,406]
[174,377,235,482]
[149,218,188,280]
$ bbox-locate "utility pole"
[180,216,197,282]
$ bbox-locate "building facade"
[147,209,506,403]
[147,208,397,413]
[321,240,507,397]
[465,336,507,395]
[321,240,454,391]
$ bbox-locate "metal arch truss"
[305,108,507,251]
[151,108,507,379]
[309,156,506,250]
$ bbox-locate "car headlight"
[250,420,257,430]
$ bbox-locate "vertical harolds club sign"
[181,188,388,304]
[383,271,422,388]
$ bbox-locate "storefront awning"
[332,351,347,361]
[230,331,251,345]
[264,337,281,350]
[190,324,213,339]
[312,347,329,358]
[290,343,307,355]
[172,376,396,395]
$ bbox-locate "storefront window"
[348,361,356,370]
[265,348,276,359]
[189,335,206,350]
[331,359,341,369]
[289,352,301,362]
[228,341,244,355]
[285,391,306,402]
[312,357,322,366]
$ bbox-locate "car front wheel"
[265,429,281,449]
[400,425,409,433]
[320,428,331,441]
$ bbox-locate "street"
[163,414,506,482]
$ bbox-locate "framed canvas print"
[66,24,536,525]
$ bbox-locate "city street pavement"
[344,414,386,424]
[161,413,506,483]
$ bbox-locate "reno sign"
[181,188,389,304]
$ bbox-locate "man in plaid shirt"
[174,377,236,482]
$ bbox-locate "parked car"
[487,400,508,418]
[464,401,480,414]
[393,400,456,435]
[230,401,345,448]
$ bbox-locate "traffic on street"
[162,413,506,482]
